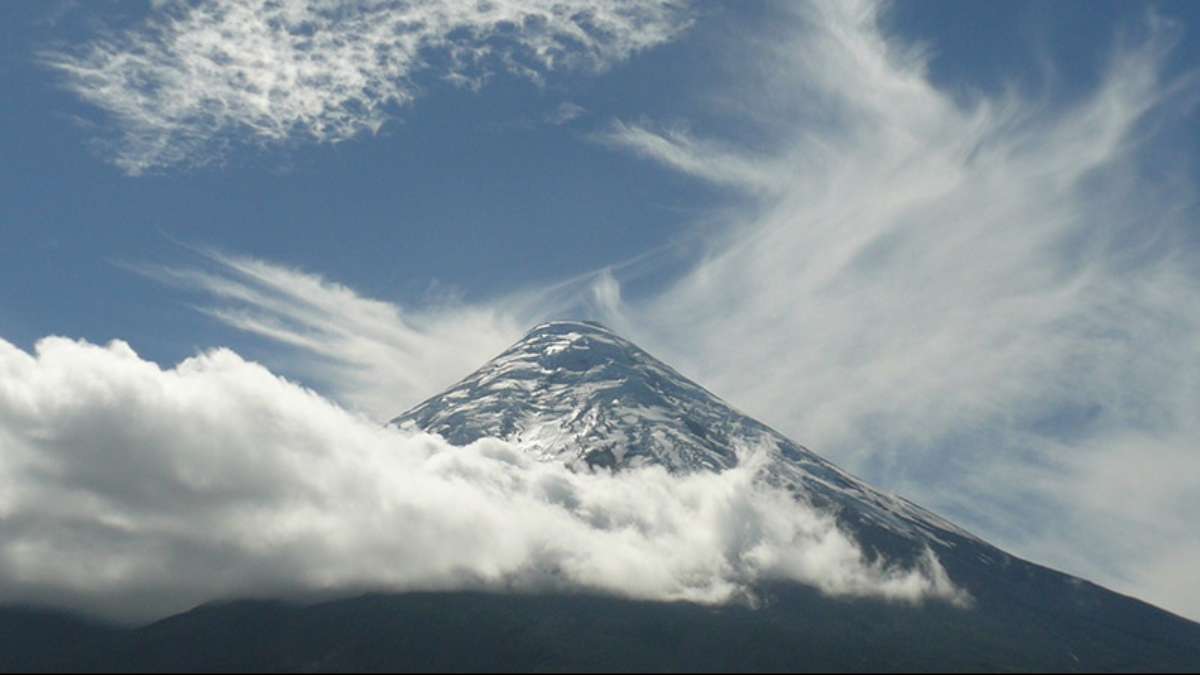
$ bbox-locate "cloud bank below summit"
[0,336,966,622]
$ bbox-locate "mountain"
[390,320,978,554]
[3,321,1199,672]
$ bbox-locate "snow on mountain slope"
[390,320,978,553]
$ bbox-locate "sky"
[1,0,1198,622]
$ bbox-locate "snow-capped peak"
[389,320,978,548]
[393,320,741,470]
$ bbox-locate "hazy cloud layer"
[598,1,1200,620]
[44,0,692,174]
[0,335,965,622]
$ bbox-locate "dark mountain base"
[4,583,1199,673]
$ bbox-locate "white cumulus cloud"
[0,335,965,623]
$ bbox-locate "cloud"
[0,335,965,623]
[546,101,587,125]
[132,246,668,421]
[43,0,693,174]
[31,0,1197,624]
[590,0,1200,620]
[133,249,608,420]
[598,119,783,192]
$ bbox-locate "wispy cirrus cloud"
[593,0,1200,621]
[43,0,692,174]
[133,250,526,419]
[131,247,639,420]
[599,119,783,192]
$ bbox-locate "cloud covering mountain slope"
[0,329,962,623]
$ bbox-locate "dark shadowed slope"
[3,584,1199,672]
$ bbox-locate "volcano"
[390,320,981,555]
[3,321,1198,672]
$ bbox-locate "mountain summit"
[390,320,973,549]
[392,320,739,471]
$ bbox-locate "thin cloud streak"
[546,101,587,126]
[132,249,529,420]
[597,120,782,192]
[131,245,658,420]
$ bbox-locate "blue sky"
[2,0,1199,621]
[2,0,725,363]
[2,1,1197,361]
